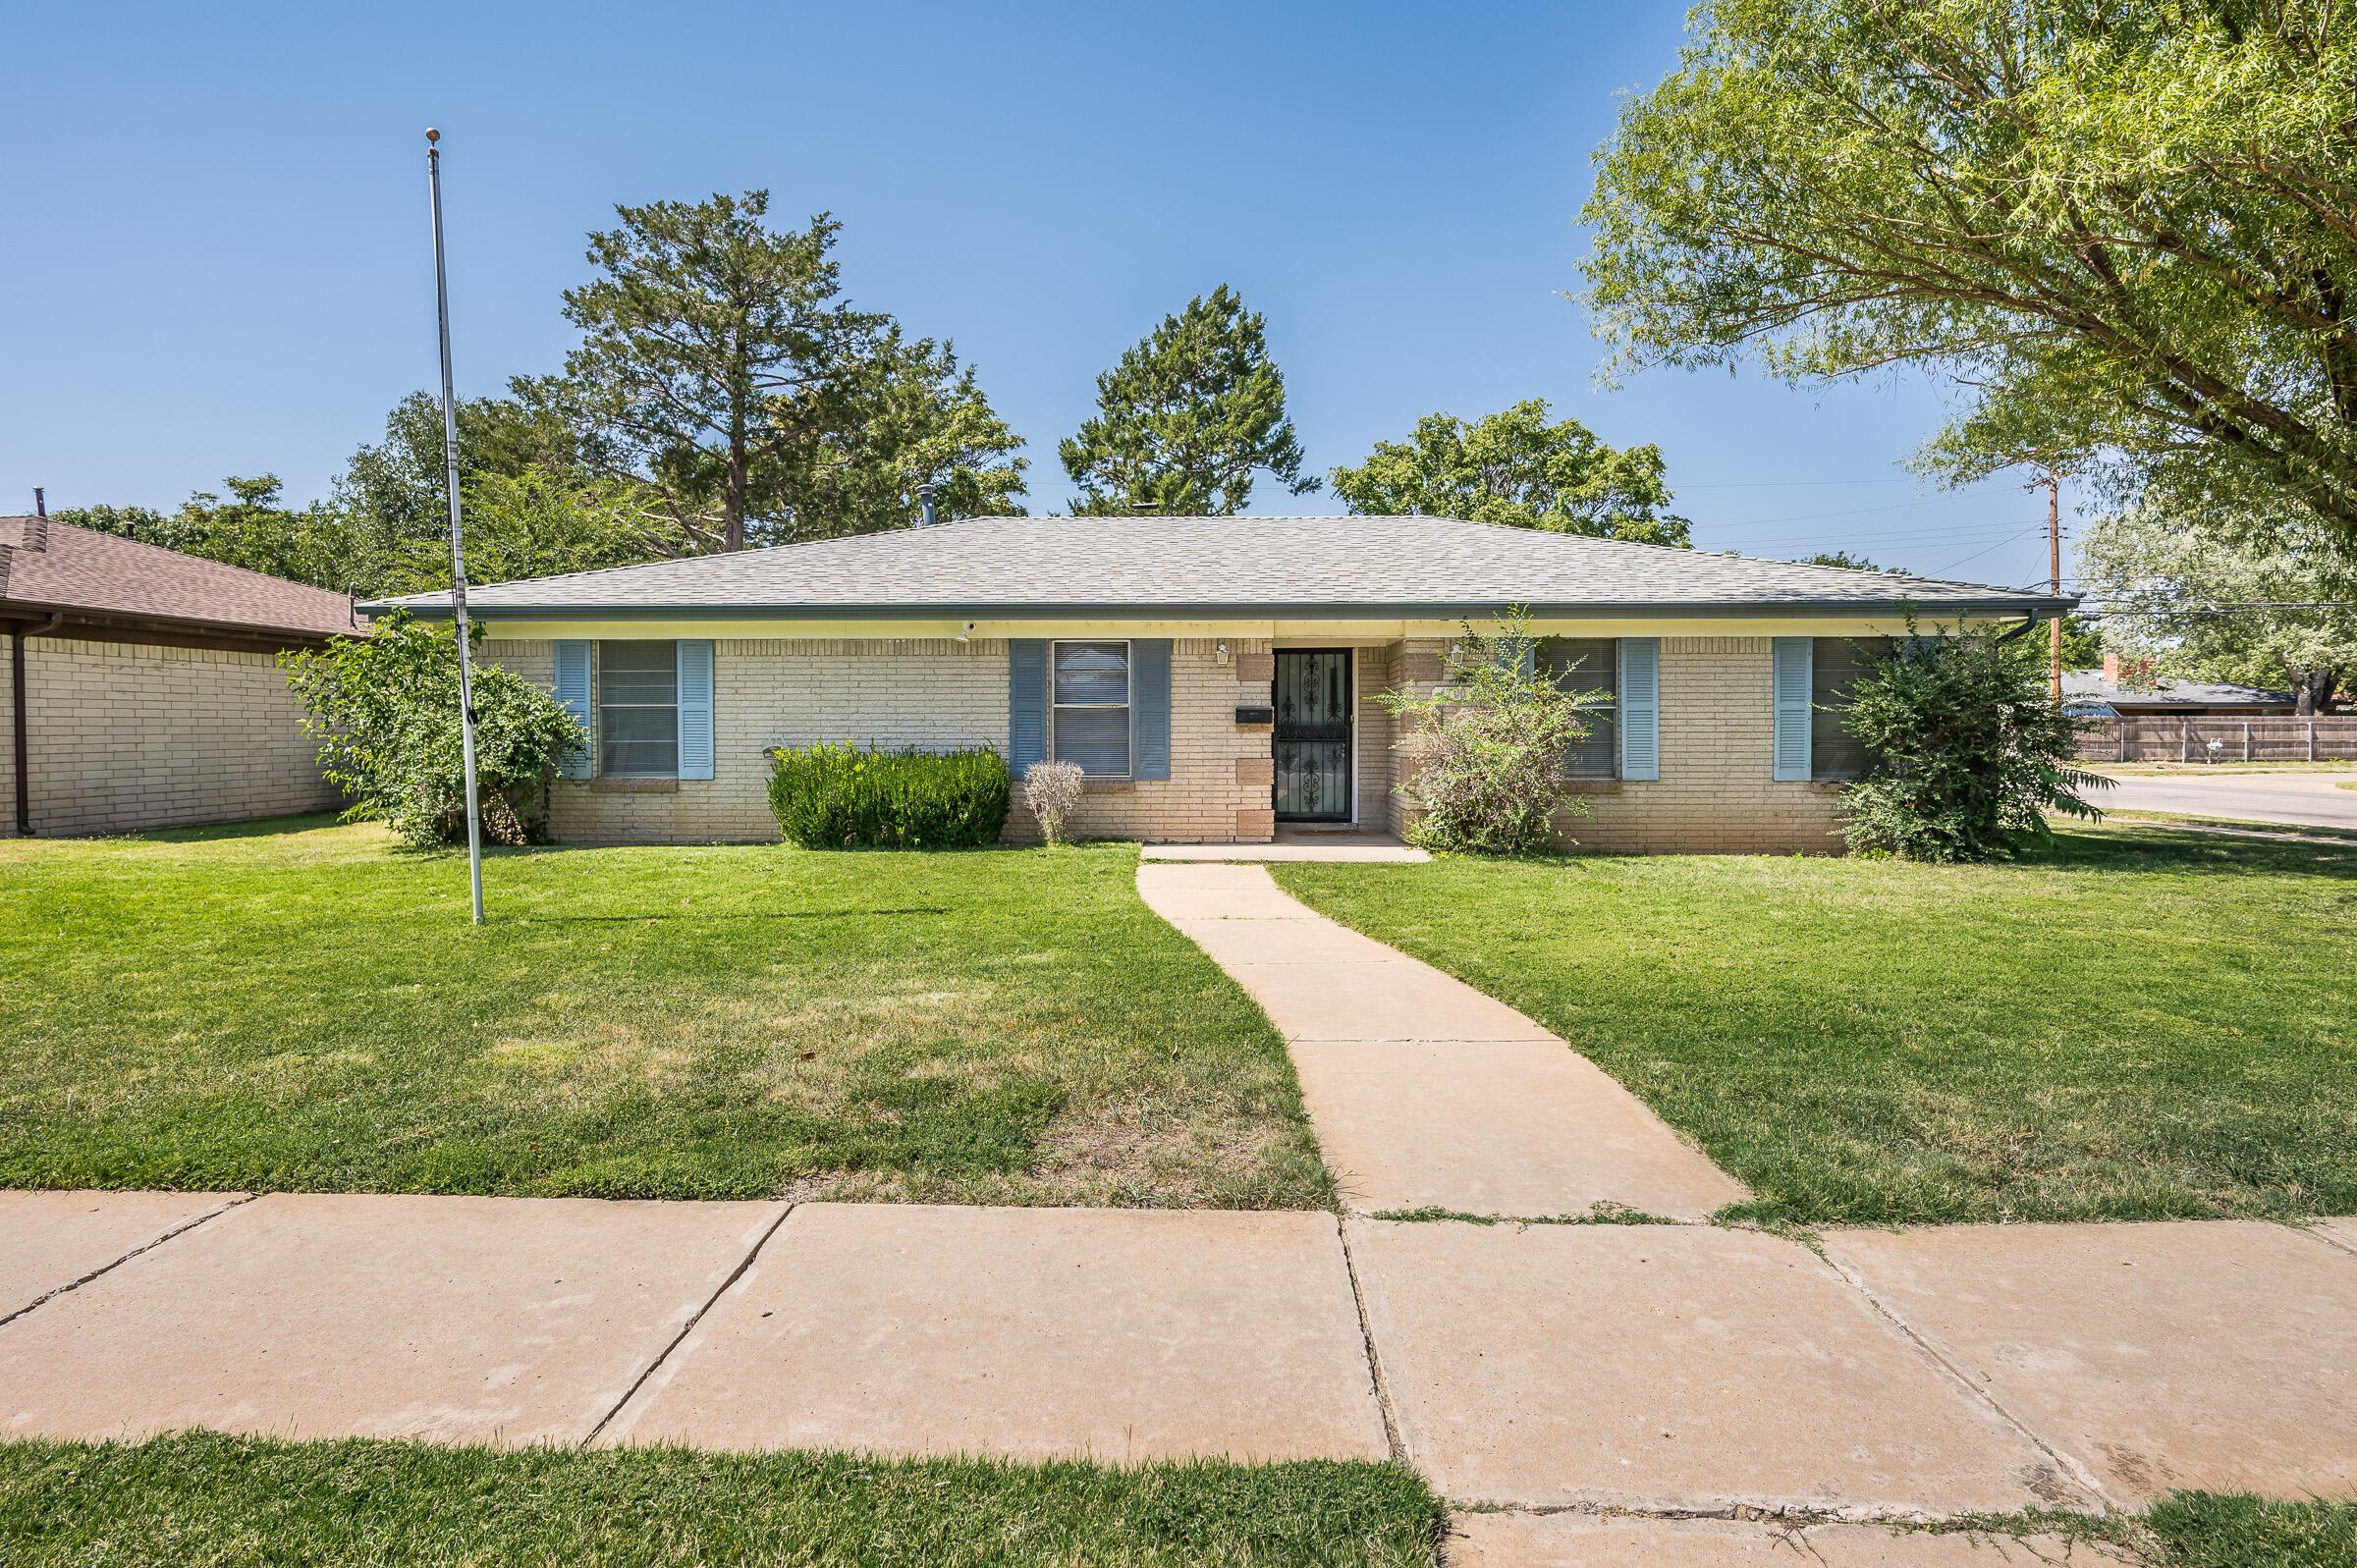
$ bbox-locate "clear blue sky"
[3,0,2070,588]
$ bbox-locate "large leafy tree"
[372,466,677,594]
[336,388,587,560]
[1060,285,1316,515]
[1330,400,1689,544]
[760,327,1027,541]
[1581,0,2357,550]
[2078,499,2357,712]
[59,476,367,592]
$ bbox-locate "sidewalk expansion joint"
[582,1201,795,1447]
[1333,1214,1408,1467]
[2295,1219,2357,1260]
[0,1191,255,1332]
[1444,1497,2111,1530]
[1815,1246,2118,1514]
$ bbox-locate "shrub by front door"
[1274,649,1352,823]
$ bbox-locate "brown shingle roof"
[0,516,363,641]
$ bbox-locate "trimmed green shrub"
[280,610,585,848]
[767,743,1011,848]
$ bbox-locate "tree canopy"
[554,192,1025,548]
[1060,285,1315,515]
[59,477,366,592]
[1330,401,1688,544]
[1581,0,2357,551]
[2078,497,2357,712]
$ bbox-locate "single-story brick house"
[372,514,2068,853]
[2,513,362,837]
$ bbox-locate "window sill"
[1079,777,1135,793]
[1559,778,1622,794]
[592,776,680,793]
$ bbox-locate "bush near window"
[280,611,585,848]
[1379,610,1608,855]
[1839,621,2110,862]
[767,742,1011,848]
[1022,760,1086,846]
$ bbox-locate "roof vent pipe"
[915,483,937,528]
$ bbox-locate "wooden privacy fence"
[2075,715,2357,763]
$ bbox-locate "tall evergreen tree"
[554,191,1024,549]
[1060,285,1315,515]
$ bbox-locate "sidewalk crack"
[582,1201,794,1447]
[0,1192,255,1331]
[1815,1245,2118,1514]
[1334,1214,1408,1466]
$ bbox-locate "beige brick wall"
[487,635,1278,846]
[1565,636,1845,853]
[1377,634,1848,854]
[1009,637,1275,843]
[2,633,338,837]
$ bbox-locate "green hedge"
[767,742,1011,849]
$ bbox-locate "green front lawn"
[0,819,1327,1208]
[0,1434,1444,1568]
[1275,826,2357,1226]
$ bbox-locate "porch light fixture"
[1216,640,1230,665]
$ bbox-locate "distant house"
[1,514,363,837]
[2062,655,2298,718]
[372,514,2068,853]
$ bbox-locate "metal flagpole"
[426,128,486,925]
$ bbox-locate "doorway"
[1273,649,1353,823]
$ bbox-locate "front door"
[1274,650,1352,823]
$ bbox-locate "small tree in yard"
[280,611,585,848]
[1839,622,2110,862]
[1022,760,1085,846]
[1380,612,1606,855]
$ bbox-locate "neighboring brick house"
[1,514,362,837]
[372,514,2070,853]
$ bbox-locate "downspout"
[1995,612,2041,644]
[12,613,65,837]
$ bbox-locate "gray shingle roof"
[369,514,2070,621]
[2061,671,2296,709]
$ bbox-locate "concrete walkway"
[1136,860,1747,1220]
[3,1190,2355,1553]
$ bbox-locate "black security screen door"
[1274,650,1352,822]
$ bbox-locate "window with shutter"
[599,641,680,778]
[1052,640,1131,776]
[1540,637,1618,779]
[553,641,592,780]
[1771,638,1813,782]
[1809,637,1892,781]
[1618,638,1660,782]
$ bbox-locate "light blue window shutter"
[1772,637,1814,782]
[1131,639,1172,780]
[1618,637,1660,781]
[676,639,715,780]
[554,640,593,780]
[1009,639,1048,779]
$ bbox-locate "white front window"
[1052,640,1131,776]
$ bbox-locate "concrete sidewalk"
[1136,860,1747,1220]
[2,1189,2354,1548]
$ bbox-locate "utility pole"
[426,128,486,925]
[2026,468,2064,705]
